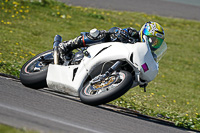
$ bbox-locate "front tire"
[79,70,133,106]
[20,50,53,89]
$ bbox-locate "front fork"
[90,61,123,85]
[53,35,62,64]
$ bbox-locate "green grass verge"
[0,124,37,133]
[0,0,200,131]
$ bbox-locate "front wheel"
[20,50,53,89]
[79,70,133,106]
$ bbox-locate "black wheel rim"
[24,51,53,74]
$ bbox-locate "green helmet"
[140,21,165,51]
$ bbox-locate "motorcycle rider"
[58,21,165,60]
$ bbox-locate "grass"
[0,0,200,131]
[0,124,37,133]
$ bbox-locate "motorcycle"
[20,32,167,105]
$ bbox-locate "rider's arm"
[124,27,140,42]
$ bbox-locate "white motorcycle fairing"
[46,41,158,96]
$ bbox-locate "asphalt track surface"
[1,0,200,133]
[0,76,194,133]
[60,0,200,21]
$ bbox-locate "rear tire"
[79,70,133,105]
[20,50,53,89]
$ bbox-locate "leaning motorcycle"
[20,32,167,106]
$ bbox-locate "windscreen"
[153,41,167,62]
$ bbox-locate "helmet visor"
[148,36,163,51]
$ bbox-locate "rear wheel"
[79,70,133,105]
[20,50,53,89]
